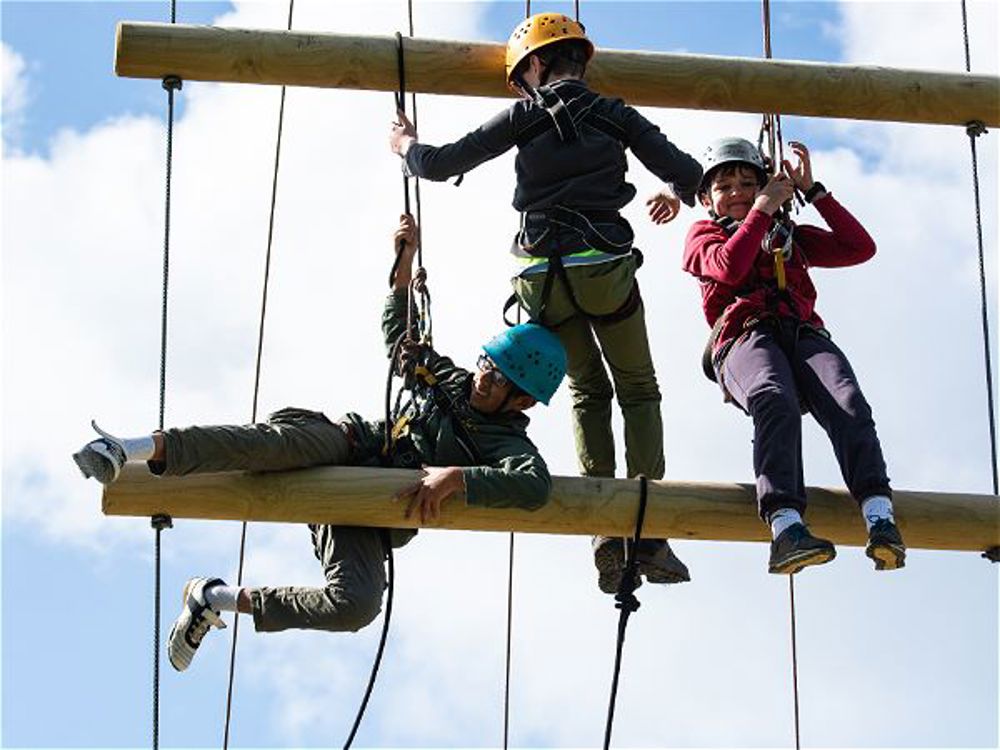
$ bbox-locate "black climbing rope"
[344,533,395,750]
[788,576,801,749]
[503,531,515,749]
[757,4,802,746]
[152,0,180,745]
[602,475,649,750]
[220,3,295,747]
[960,0,998,498]
[151,514,171,749]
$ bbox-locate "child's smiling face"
[700,164,764,221]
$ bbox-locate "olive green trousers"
[513,256,664,480]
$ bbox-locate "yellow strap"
[382,414,411,456]
[390,414,411,442]
[773,249,787,291]
[413,365,437,386]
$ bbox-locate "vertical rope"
[758,3,802,747]
[344,535,395,750]
[960,0,998,494]
[152,0,179,744]
[602,477,649,750]
[151,515,171,749]
[788,577,801,750]
[221,4,295,747]
[503,532,515,749]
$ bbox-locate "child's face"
[699,165,761,221]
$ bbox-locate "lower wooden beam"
[102,465,999,553]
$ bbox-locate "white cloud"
[2,0,997,747]
[1,42,30,152]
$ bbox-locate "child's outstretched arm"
[388,108,517,182]
[617,104,702,206]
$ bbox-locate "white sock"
[121,435,155,462]
[204,584,241,613]
[769,508,803,539]
[861,495,894,531]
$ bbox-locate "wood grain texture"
[102,464,1000,552]
[114,22,999,126]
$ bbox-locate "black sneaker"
[72,420,127,484]
[768,523,836,575]
[592,536,641,595]
[636,539,691,584]
[866,518,906,571]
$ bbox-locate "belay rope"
[959,0,998,500]
[220,2,295,747]
[344,11,433,747]
[602,475,650,750]
[756,3,803,748]
[958,1,999,564]
[151,0,180,744]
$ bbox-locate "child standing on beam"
[389,12,702,594]
[674,137,906,574]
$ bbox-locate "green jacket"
[342,292,551,514]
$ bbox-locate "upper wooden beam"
[113,22,1000,127]
[102,465,1000,553]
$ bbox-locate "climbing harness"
[602,475,649,750]
[501,86,643,327]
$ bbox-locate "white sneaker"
[72,421,127,484]
[167,577,228,672]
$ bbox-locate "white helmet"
[699,137,767,192]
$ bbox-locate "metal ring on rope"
[602,475,649,750]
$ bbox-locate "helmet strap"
[512,72,536,101]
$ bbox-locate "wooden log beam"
[102,465,1000,553]
[113,22,1000,127]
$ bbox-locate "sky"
[1,1,998,748]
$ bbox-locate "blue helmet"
[482,323,566,405]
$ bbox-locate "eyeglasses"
[477,354,511,388]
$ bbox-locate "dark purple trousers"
[718,322,891,521]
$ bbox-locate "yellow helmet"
[505,13,594,86]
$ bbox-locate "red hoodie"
[682,193,876,355]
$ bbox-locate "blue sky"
[2,1,998,748]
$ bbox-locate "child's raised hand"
[389,109,418,156]
[782,141,815,191]
[646,188,681,225]
[753,174,796,215]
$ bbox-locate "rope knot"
[966,120,987,138]
[614,588,641,614]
